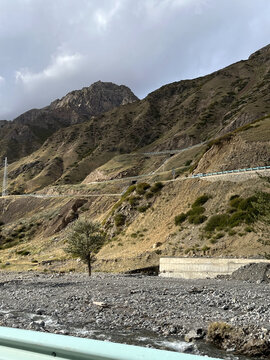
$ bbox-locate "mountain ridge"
[0,44,270,274]
[0,81,138,162]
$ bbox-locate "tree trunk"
[86,253,91,276]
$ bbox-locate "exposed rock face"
[44,199,88,235]
[50,81,138,117]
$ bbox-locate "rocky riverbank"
[0,272,269,358]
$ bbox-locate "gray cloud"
[0,0,270,119]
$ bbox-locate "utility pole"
[2,157,8,196]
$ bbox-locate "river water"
[0,308,257,360]
[68,325,253,360]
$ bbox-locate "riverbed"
[0,272,269,359]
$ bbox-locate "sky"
[0,0,270,120]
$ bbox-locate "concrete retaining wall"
[159,257,270,279]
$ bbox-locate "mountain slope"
[3,44,270,193]
[0,45,270,273]
[0,81,138,162]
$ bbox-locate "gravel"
[0,271,269,341]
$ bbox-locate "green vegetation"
[175,213,187,225]
[137,204,150,213]
[136,182,150,195]
[204,192,270,233]
[145,191,154,199]
[192,194,210,207]
[150,182,164,193]
[65,220,106,276]
[128,195,140,206]
[0,221,40,250]
[187,206,205,216]
[114,214,126,227]
[188,214,207,224]
[207,322,233,347]
[174,194,210,227]
[185,159,192,166]
[16,249,31,256]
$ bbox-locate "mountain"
[0,81,138,162]
[0,44,270,273]
[4,44,270,193]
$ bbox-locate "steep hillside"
[0,45,270,273]
[0,81,138,162]
[2,44,270,193]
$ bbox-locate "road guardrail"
[192,165,270,178]
[0,326,220,360]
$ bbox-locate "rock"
[241,338,270,357]
[36,308,46,315]
[185,328,205,342]
[35,320,45,327]
[230,263,270,283]
[152,242,162,249]
[93,301,109,308]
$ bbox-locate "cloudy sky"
[0,0,270,120]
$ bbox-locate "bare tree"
[65,220,106,276]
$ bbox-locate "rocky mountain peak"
[49,81,138,115]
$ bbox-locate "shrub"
[150,182,164,193]
[114,214,126,227]
[229,197,242,208]
[188,214,207,224]
[228,211,247,227]
[201,245,210,253]
[128,196,140,206]
[187,206,205,216]
[238,196,257,211]
[204,214,229,232]
[16,249,31,256]
[207,322,233,347]
[230,194,239,201]
[192,194,210,207]
[136,183,150,195]
[175,213,187,225]
[144,191,154,199]
[228,229,236,236]
[185,160,192,166]
[215,232,224,239]
[137,205,150,213]
[121,185,136,200]
[227,207,237,214]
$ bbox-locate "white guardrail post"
[0,327,220,360]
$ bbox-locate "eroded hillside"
[2,44,270,193]
[0,45,270,273]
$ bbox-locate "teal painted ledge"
[0,327,221,360]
